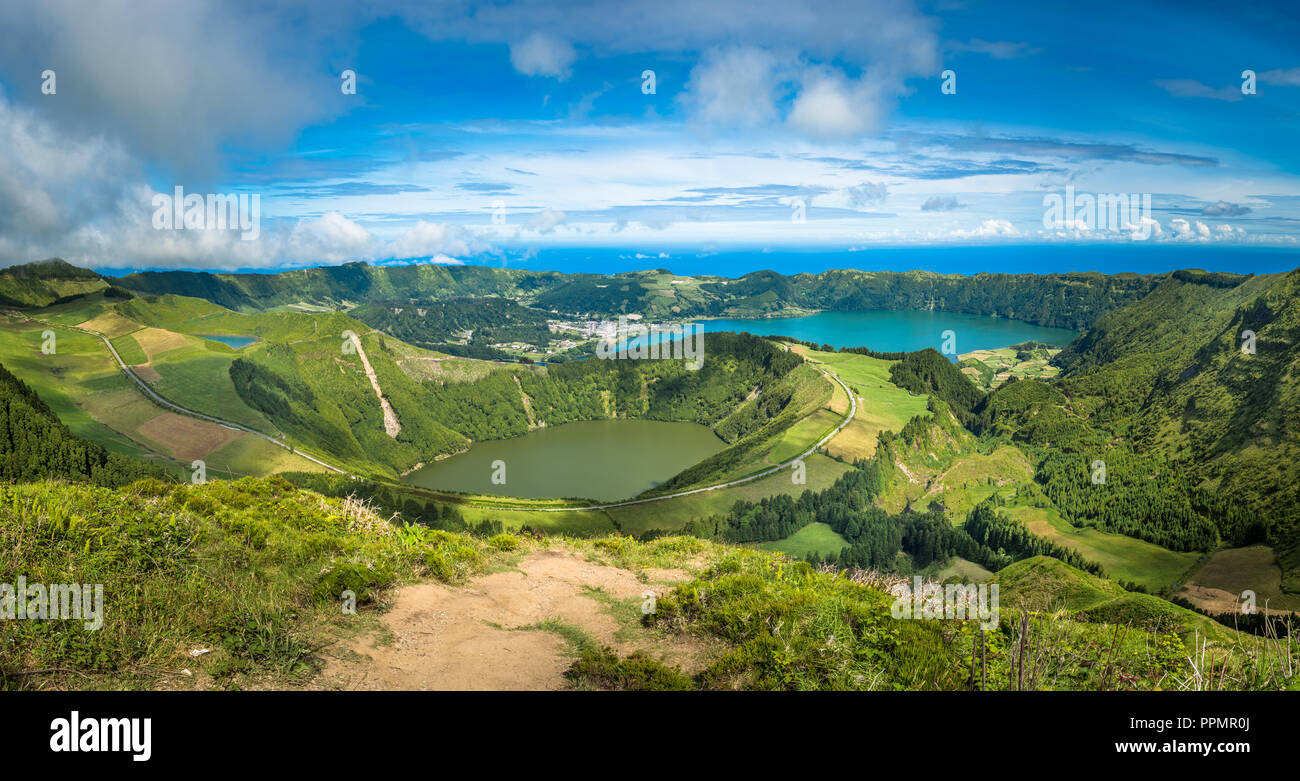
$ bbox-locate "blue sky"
[0,0,1298,272]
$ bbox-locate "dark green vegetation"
[685,401,1098,577]
[0,362,165,486]
[349,297,556,356]
[2,258,1300,690]
[1048,269,1300,587]
[573,542,1296,691]
[888,348,986,425]
[0,259,109,308]
[108,261,1155,329]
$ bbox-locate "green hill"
[108,261,1158,329]
[996,556,1228,639]
[1052,269,1300,586]
[0,259,109,308]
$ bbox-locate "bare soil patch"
[135,412,244,460]
[131,364,162,383]
[317,549,712,690]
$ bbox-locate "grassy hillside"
[0,476,495,689]
[0,259,109,308]
[1051,269,1300,586]
[0,361,166,486]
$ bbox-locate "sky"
[1,0,1298,274]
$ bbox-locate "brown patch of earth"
[135,412,244,460]
[316,549,715,690]
[132,364,162,383]
[1176,584,1293,617]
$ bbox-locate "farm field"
[0,307,321,478]
[755,522,848,558]
[1181,545,1300,612]
[1003,503,1201,592]
[958,345,1062,391]
[794,348,931,462]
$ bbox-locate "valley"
[2,257,1299,691]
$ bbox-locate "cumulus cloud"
[389,221,481,259]
[0,0,343,176]
[681,46,783,127]
[952,219,1020,238]
[788,70,888,139]
[284,212,375,264]
[509,32,577,79]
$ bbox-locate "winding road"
[29,315,347,475]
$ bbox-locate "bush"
[564,647,693,691]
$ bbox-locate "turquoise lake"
[625,310,1079,355]
[196,333,260,349]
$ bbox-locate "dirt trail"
[318,549,707,690]
[349,331,401,438]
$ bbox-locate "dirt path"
[317,549,709,690]
[349,332,401,438]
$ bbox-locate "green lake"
[404,419,727,502]
[409,310,1079,501]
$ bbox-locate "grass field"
[0,309,317,478]
[794,348,931,462]
[1182,545,1300,612]
[1003,503,1202,591]
[458,505,617,536]
[764,408,842,464]
[0,315,171,462]
[957,346,1062,391]
[880,444,1034,517]
[934,557,994,583]
[755,522,848,558]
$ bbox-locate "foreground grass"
[6,477,1295,691]
[0,476,498,690]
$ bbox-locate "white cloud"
[0,0,341,175]
[390,221,480,259]
[1259,67,1300,87]
[681,46,783,128]
[509,32,577,80]
[952,219,1020,238]
[527,207,568,234]
[788,71,883,139]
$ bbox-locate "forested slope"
[0,362,166,486]
[1050,269,1300,586]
